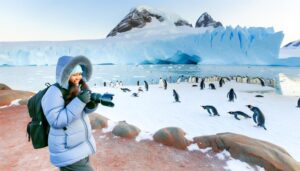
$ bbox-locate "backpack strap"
[52,83,68,102]
[52,83,69,131]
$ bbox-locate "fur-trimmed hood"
[56,56,92,89]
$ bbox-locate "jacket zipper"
[81,113,95,153]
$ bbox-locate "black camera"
[91,92,114,107]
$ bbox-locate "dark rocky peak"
[283,40,300,48]
[195,12,223,28]
[107,6,192,37]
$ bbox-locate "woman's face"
[69,73,82,86]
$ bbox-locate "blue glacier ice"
[0,26,284,66]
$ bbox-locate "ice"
[0,26,283,66]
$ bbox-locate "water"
[0,64,300,92]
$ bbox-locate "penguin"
[297,98,300,108]
[173,89,180,102]
[115,81,120,88]
[227,88,237,102]
[219,78,225,87]
[257,78,265,87]
[163,79,167,90]
[202,105,220,116]
[137,80,140,86]
[144,80,149,91]
[209,83,216,90]
[200,78,205,90]
[255,95,264,98]
[177,75,184,84]
[132,92,138,97]
[103,81,107,87]
[121,88,131,92]
[228,111,251,120]
[159,77,164,88]
[246,105,267,130]
[138,87,143,92]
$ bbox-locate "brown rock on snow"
[0,83,11,90]
[89,113,108,130]
[153,127,191,150]
[0,89,34,106]
[112,121,141,139]
[193,132,300,171]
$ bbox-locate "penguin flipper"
[253,113,258,123]
[234,115,240,120]
[243,114,251,118]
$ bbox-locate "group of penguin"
[163,77,268,130]
[118,75,300,131]
[201,105,267,130]
[190,77,267,130]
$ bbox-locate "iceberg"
[0,26,283,66]
[279,73,300,96]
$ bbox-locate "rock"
[153,127,191,150]
[89,113,108,130]
[0,90,34,106]
[193,132,300,171]
[112,121,141,139]
[195,12,223,28]
[107,7,192,37]
[0,83,11,90]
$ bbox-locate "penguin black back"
[144,80,149,91]
[209,83,216,90]
[228,111,251,120]
[227,88,237,102]
[297,98,300,108]
[246,105,267,130]
[200,78,205,90]
[202,105,220,116]
[163,79,167,90]
[173,89,180,102]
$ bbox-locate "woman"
[42,55,97,170]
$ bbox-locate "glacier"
[0,26,284,66]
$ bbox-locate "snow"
[1,71,299,170]
[0,26,283,66]
[89,80,300,164]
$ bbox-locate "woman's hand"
[77,90,91,104]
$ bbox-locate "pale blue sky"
[0,0,299,45]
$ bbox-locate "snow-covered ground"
[90,81,300,164]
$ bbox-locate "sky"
[0,0,299,46]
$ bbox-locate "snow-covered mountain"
[107,6,192,37]
[195,12,223,28]
[0,6,285,66]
